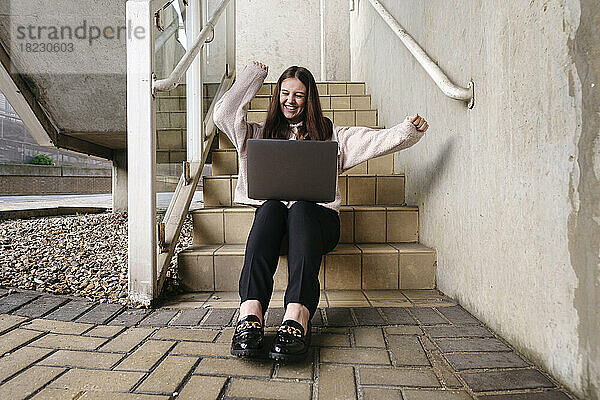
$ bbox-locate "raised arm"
[337,115,428,172]
[212,62,269,151]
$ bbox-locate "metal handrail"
[153,0,230,92]
[366,0,474,108]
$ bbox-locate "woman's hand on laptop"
[410,114,429,132]
[252,61,269,72]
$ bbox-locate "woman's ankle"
[239,300,263,324]
[283,303,310,332]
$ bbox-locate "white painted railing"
[126,0,236,305]
[366,0,474,108]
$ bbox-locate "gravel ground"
[0,212,193,305]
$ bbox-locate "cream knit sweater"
[212,63,425,213]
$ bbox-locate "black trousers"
[239,200,340,318]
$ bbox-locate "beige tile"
[212,150,238,175]
[317,83,329,95]
[224,208,254,243]
[156,151,169,163]
[192,210,224,245]
[31,388,82,400]
[114,340,175,371]
[376,176,405,205]
[338,175,348,205]
[247,110,267,123]
[203,176,232,207]
[320,348,389,365]
[387,209,419,242]
[84,325,125,338]
[338,208,354,243]
[347,176,376,205]
[23,319,93,335]
[334,110,356,126]
[325,246,361,290]
[156,112,169,130]
[364,290,409,301]
[275,350,314,379]
[31,334,107,351]
[312,333,351,347]
[171,341,231,357]
[257,84,271,95]
[328,83,347,95]
[367,154,394,174]
[326,290,367,301]
[178,376,227,400]
[353,327,386,348]
[228,378,311,400]
[194,357,272,377]
[319,96,331,108]
[331,96,351,109]
[136,355,198,393]
[392,245,437,289]
[324,110,334,120]
[351,95,371,109]
[359,244,399,290]
[343,161,367,175]
[354,207,386,243]
[151,327,219,342]
[0,346,53,382]
[99,327,155,353]
[214,245,245,291]
[170,112,186,129]
[178,245,220,292]
[49,369,144,392]
[169,150,186,163]
[250,97,270,110]
[357,110,377,126]
[219,132,234,149]
[0,366,65,399]
[157,129,183,149]
[370,299,413,307]
[319,364,356,399]
[347,83,366,95]
[41,350,123,369]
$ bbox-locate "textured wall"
[350,0,599,397]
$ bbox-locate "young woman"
[213,61,429,362]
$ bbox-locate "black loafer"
[269,319,311,363]
[230,315,264,357]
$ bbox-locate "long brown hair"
[263,66,333,141]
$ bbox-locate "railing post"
[186,0,204,161]
[126,0,157,306]
[226,0,236,77]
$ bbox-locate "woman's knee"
[288,200,318,217]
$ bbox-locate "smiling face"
[279,77,307,124]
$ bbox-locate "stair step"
[246,109,378,126]
[190,204,417,245]
[178,242,435,291]
[203,172,405,207]
[250,94,372,110]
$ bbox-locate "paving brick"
[31,388,82,399]
[276,349,314,379]
[425,325,494,338]
[402,389,472,400]
[49,368,145,391]
[151,327,219,341]
[477,392,571,400]
[362,387,402,400]
[359,367,440,387]
[326,308,356,326]
[137,355,198,393]
[408,308,448,325]
[436,338,512,353]
[353,327,386,348]
[178,375,228,400]
[0,291,39,313]
[312,309,324,327]
[445,352,529,370]
[385,326,422,335]
[31,333,107,350]
[169,308,208,326]
[0,346,53,382]
[430,352,462,388]
[75,303,124,324]
[215,327,235,343]
[33,390,170,399]
[44,300,95,322]
[321,348,390,365]
[12,295,67,318]
[265,308,285,327]
[387,335,430,366]
[353,308,385,326]
[0,313,27,334]
[0,328,44,354]
[99,327,155,352]
[313,333,351,347]
[227,378,311,400]
[319,364,356,399]
[0,365,65,399]
[201,308,236,326]
[84,325,125,338]
[194,357,273,377]
[461,369,555,391]
[437,306,480,325]
[41,349,123,369]
[115,340,175,371]
[171,341,231,357]
[23,319,93,335]
[379,307,417,325]
[109,309,150,326]
[139,309,178,326]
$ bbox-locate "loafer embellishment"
[277,324,303,338]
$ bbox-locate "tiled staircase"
[178,82,437,293]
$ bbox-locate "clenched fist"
[410,114,429,132]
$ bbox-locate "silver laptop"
[247,139,338,203]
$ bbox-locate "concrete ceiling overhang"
[0,0,130,160]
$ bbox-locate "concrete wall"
[350,0,599,398]
[236,0,350,81]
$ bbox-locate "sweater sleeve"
[212,63,269,152]
[336,117,425,172]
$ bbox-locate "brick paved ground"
[0,287,577,399]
